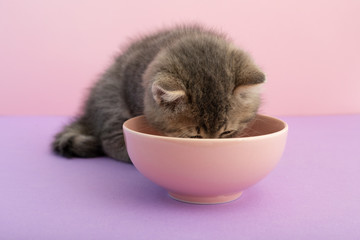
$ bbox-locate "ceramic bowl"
[123,114,288,204]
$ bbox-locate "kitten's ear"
[233,83,264,102]
[151,80,186,106]
[232,49,266,85]
[237,68,266,86]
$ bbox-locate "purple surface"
[1,115,360,239]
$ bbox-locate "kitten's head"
[143,35,265,138]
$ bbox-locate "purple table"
[1,115,359,239]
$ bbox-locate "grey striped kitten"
[52,25,265,163]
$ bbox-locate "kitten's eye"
[220,130,235,138]
[190,135,203,139]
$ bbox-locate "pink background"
[1,0,359,116]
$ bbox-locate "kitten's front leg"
[100,118,131,163]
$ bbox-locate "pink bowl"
[123,115,288,204]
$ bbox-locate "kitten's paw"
[52,132,103,158]
[101,136,132,163]
[52,132,76,158]
[103,145,132,163]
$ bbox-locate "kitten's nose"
[207,133,218,138]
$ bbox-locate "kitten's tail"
[52,119,104,158]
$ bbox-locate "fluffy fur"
[52,25,265,162]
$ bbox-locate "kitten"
[52,25,265,163]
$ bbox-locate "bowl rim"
[123,114,288,142]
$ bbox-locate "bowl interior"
[124,114,286,139]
